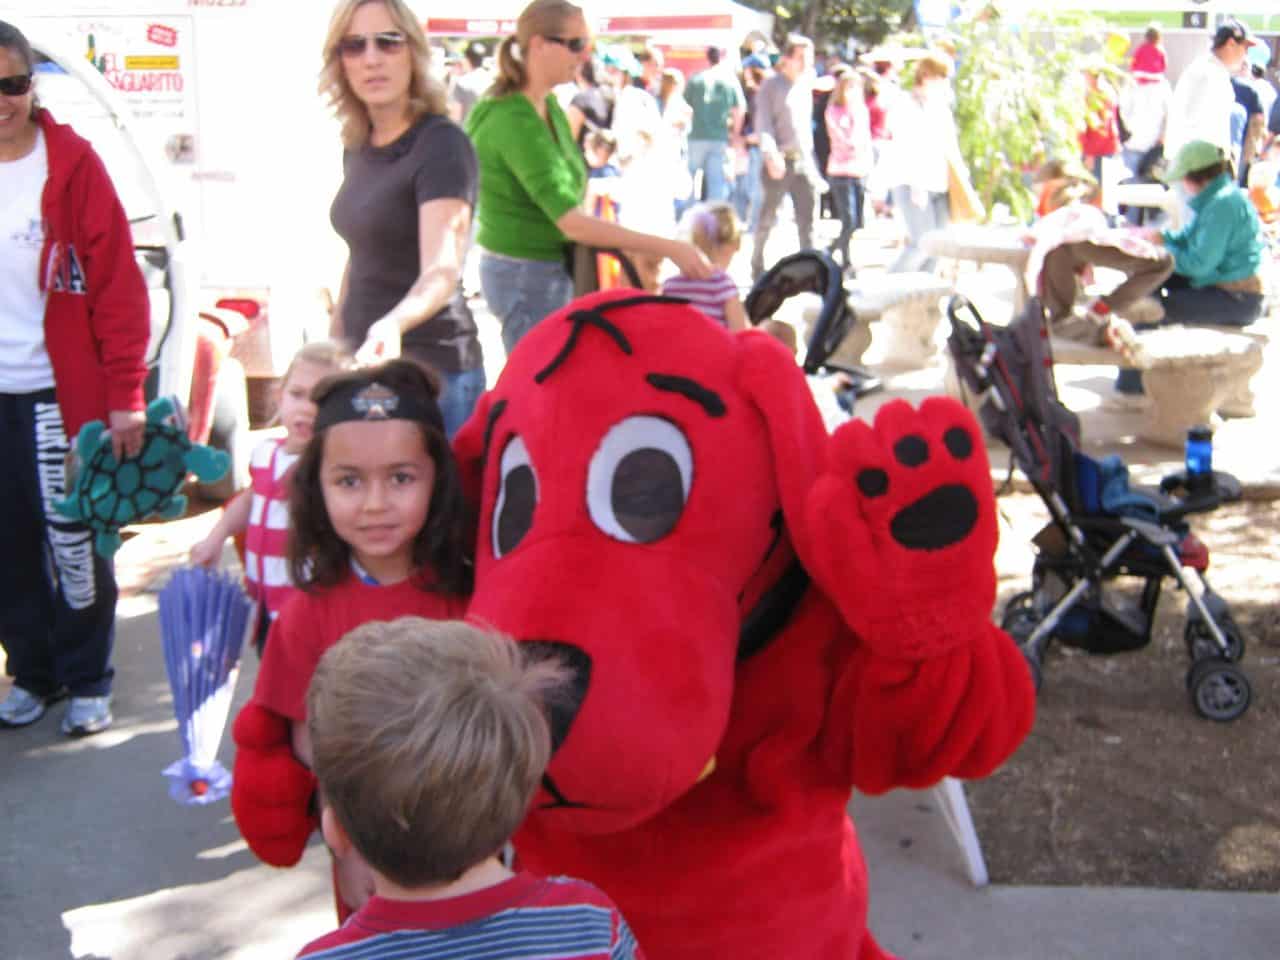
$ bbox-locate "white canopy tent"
[422,0,773,49]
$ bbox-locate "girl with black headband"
[228,358,473,920]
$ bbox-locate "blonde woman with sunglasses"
[321,0,485,437]
[0,21,150,737]
[466,0,712,354]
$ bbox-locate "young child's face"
[587,145,611,169]
[279,360,332,455]
[320,419,436,583]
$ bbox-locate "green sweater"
[466,92,587,262]
[1161,173,1264,288]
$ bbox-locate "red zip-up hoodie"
[35,109,149,441]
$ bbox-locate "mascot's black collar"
[738,560,809,661]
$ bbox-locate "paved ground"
[3,214,1278,958]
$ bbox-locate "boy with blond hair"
[296,618,643,959]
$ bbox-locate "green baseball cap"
[1162,139,1227,183]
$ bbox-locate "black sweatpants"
[0,390,117,698]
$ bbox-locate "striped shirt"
[661,270,739,327]
[242,437,299,620]
[296,872,643,959]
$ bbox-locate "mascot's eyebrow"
[534,295,687,384]
[482,398,509,463]
[646,374,726,418]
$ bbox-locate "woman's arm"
[556,208,713,279]
[567,102,587,144]
[355,198,471,364]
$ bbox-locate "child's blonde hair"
[281,340,353,389]
[307,618,568,888]
[683,202,741,258]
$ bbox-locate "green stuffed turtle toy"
[55,395,230,557]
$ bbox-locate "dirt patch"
[970,492,1280,891]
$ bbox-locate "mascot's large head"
[454,291,830,834]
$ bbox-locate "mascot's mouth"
[890,484,978,551]
[522,640,594,811]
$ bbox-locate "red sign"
[147,24,178,47]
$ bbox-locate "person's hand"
[764,151,786,180]
[355,316,401,366]
[189,533,225,568]
[669,242,714,281]
[108,408,146,461]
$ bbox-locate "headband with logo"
[314,380,445,434]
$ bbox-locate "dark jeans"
[0,390,117,698]
[827,175,865,269]
[1115,273,1263,394]
[751,156,819,279]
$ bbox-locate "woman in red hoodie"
[0,21,149,736]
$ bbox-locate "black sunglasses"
[335,31,406,58]
[0,73,33,96]
[544,36,588,54]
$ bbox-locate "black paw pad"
[857,467,890,498]
[894,435,929,467]
[889,484,978,551]
[943,427,973,460]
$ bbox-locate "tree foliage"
[736,0,915,52]
[950,5,1104,222]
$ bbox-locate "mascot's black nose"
[522,640,592,752]
[889,484,977,551]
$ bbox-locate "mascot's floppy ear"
[452,388,493,513]
[734,330,830,565]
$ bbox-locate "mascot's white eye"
[587,416,692,544]
[493,435,537,558]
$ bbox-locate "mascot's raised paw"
[805,396,999,659]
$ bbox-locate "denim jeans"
[687,139,732,204]
[889,186,949,273]
[827,175,865,268]
[1114,273,1262,394]
[479,252,574,356]
[438,366,486,438]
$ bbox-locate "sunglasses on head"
[0,74,33,96]
[335,31,406,58]
[544,35,588,54]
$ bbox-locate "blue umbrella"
[158,566,252,805]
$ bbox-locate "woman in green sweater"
[466,0,710,353]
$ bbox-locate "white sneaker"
[61,695,113,736]
[0,686,47,727]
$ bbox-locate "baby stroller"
[744,250,882,403]
[946,294,1252,721]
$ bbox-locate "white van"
[12,2,350,492]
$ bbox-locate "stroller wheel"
[1185,616,1246,663]
[1000,591,1036,632]
[1186,658,1251,722]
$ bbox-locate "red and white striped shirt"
[661,270,739,327]
[243,437,299,621]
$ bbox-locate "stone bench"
[805,272,955,370]
[1051,326,1264,447]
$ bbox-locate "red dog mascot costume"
[453,292,1034,959]
[231,290,1034,957]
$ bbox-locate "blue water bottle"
[1185,425,1213,490]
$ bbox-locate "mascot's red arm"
[803,396,1036,793]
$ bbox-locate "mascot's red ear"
[452,388,492,512]
[734,330,830,565]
